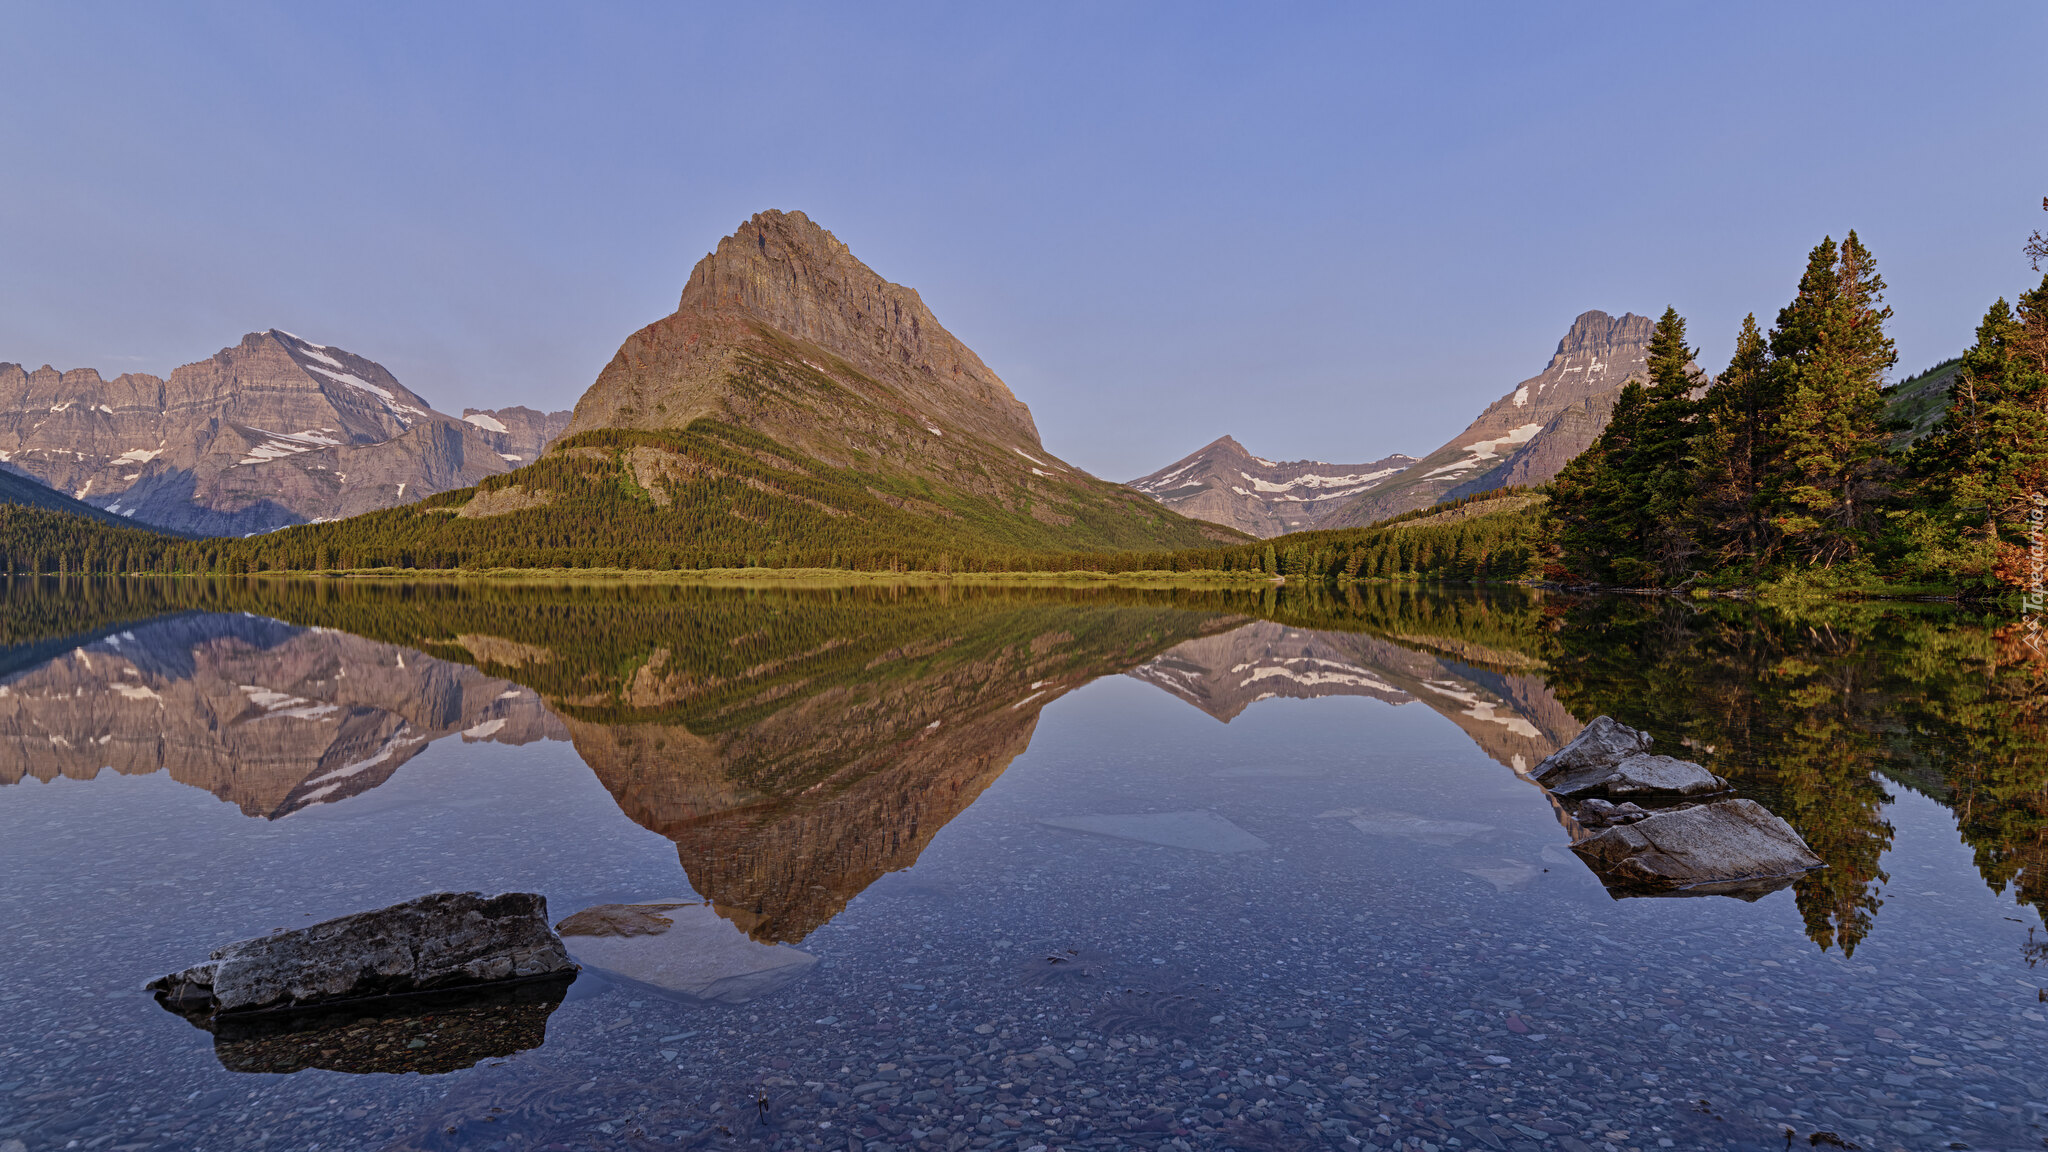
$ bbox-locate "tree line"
[1551,214,2048,593]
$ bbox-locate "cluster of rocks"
[1533,717,1823,896]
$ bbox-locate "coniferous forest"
[1550,221,2048,594]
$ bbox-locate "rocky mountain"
[497,209,1234,553]
[1128,436,1416,537]
[1324,310,1654,527]
[0,331,526,536]
[460,405,572,465]
[0,612,564,818]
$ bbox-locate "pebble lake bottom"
[0,585,2043,1152]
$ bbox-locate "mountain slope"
[0,332,515,535]
[1883,357,1962,445]
[1129,435,1416,537]
[0,467,150,528]
[1325,311,1653,526]
[209,210,1237,567]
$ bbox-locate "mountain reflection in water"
[3,576,2045,957]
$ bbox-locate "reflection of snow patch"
[463,717,508,739]
[111,683,161,701]
[1237,664,1397,694]
[1415,680,1541,737]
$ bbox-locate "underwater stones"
[1330,808,1498,847]
[147,891,574,1018]
[1036,810,1268,854]
[1534,716,1727,798]
[556,900,818,1004]
[1571,799,1824,895]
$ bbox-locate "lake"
[1,577,2043,1152]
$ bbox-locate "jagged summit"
[1323,309,1654,527]
[1129,434,1416,538]
[567,209,1041,451]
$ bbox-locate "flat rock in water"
[1571,799,1823,895]
[557,901,818,1004]
[1037,810,1268,854]
[1535,716,1726,797]
[147,891,574,1017]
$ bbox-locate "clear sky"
[2,2,2044,480]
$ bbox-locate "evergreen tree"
[1550,307,1701,586]
[1551,380,1649,583]
[1906,277,2048,585]
[1635,307,1704,583]
[1694,314,1772,570]
[1762,232,1898,567]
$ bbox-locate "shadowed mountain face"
[0,332,536,535]
[1326,311,1654,526]
[1127,436,1417,538]
[7,579,2044,954]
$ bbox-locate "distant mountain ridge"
[1325,310,1655,527]
[1129,436,1416,538]
[0,332,570,535]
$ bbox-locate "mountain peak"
[1321,308,1656,527]
[568,209,1041,450]
[1129,438,1418,538]
[1553,311,1653,364]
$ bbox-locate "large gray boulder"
[1535,716,1727,798]
[148,892,574,1017]
[1571,799,1823,894]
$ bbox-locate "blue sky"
[2,2,2043,479]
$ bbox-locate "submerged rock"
[557,900,818,1004]
[1571,799,1824,895]
[1037,810,1269,853]
[148,891,574,1018]
[1535,716,1727,798]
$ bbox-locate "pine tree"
[1551,381,1649,583]
[1550,308,1700,586]
[1695,314,1772,570]
[1907,277,2048,585]
[1762,232,1898,567]
[1635,307,1704,583]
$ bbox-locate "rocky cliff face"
[1128,619,1581,775]
[0,331,517,535]
[461,405,572,465]
[0,612,565,817]
[1325,311,1653,527]
[1128,436,1416,537]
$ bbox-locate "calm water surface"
[1,579,2045,1152]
